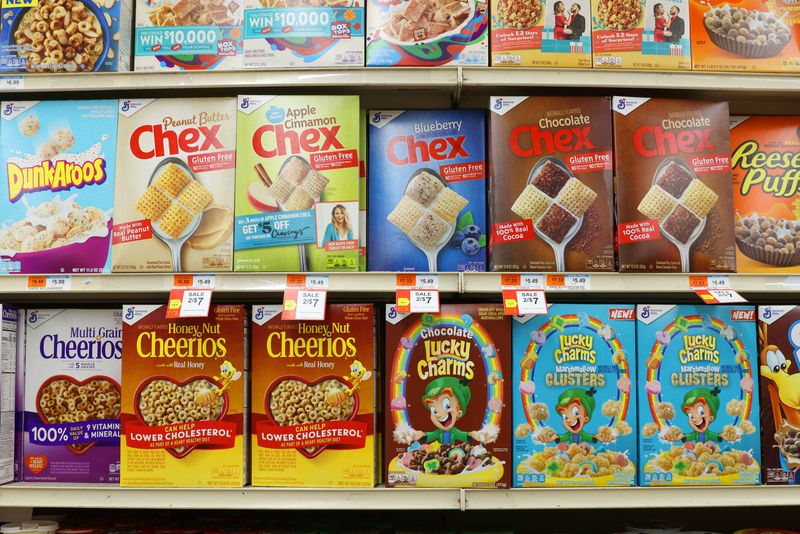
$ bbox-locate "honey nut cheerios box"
[385,304,511,488]
[120,304,247,488]
[113,98,236,273]
[591,0,691,69]
[636,304,761,486]
[250,304,376,487]
[690,0,800,73]
[0,100,118,275]
[20,309,122,483]
[512,305,637,487]
[730,116,800,273]
[491,0,592,67]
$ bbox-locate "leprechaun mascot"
[681,386,725,443]
[410,377,482,445]
[554,387,599,444]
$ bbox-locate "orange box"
[691,0,800,72]
[120,304,247,487]
[731,116,800,272]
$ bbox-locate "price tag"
[396,274,438,290]
[0,77,24,90]
[695,289,747,304]
[173,274,215,289]
[501,273,544,290]
[396,274,440,313]
[165,288,212,318]
[27,276,71,291]
[286,274,329,290]
[502,289,548,315]
[545,274,591,290]
[282,289,327,320]
[689,275,730,290]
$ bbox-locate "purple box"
[0,305,19,484]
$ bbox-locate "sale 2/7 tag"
[166,288,213,318]
[502,289,547,315]
[282,289,327,320]
[396,274,440,313]
[695,289,747,304]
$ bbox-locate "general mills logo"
[372,112,382,123]
[3,104,12,116]
[125,307,135,320]
[493,98,503,110]
[254,306,264,321]
[616,98,627,110]
[763,307,773,319]
[28,310,38,323]
[240,97,250,110]
[387,305,397,319]
[121,100,131,112]
[639,306,650,319]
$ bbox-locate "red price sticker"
[165,288,212,318]
[282,289,327,320]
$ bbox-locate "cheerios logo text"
[265,322,356,358]
[733,140,800,197]
[40,326,122,360]
[7,158,107,203]
[136,323,227,358]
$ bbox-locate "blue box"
[368,109,486,272]
[636,305,761,486]
[512,304,637,487]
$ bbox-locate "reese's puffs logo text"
[733,140,800,198]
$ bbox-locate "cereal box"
[636,304,761,486]
[368,109,487,272]
[120,304,246,488]
[21,309,122,483]
[691,0,800,72]
[0,0,132,72]
[134,0,242,71]
[730,116,800,272]
[359,111,367,271]
[613,97,736,273]
[366,0,489,66]
[512,305,637,487]
[13,307,23,482]
[0,306,19,484]
[756,305,800,485]
[591,0,691,69]
[251,304,376,487]
[491,0,592,67]
[113,98,236,273]
[0,100,118,275]
[234,95,360,272]
[488,96,614,272]
[243,0,364,68]
[384,303,511,488]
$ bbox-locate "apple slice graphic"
[248,182,279,213]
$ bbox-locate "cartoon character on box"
[406,377,485,445]
[549,388,601,444]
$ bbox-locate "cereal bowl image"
[134,376,227,459]
[496,0,543,29]
[516,442,635,485]
[595,0,643,31]
[390,441,505,487]
[703,5,791,59]
[36,374,121,455]
[643,441,759,483]
[377,0,477,45]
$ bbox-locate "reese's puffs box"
[121,304,246,488]
[251,304,376,487]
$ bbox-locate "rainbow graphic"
[390,313,502,429]
[520,314,631,429]
[645,315,753,430]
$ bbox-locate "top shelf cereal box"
[366,0,489,65]
[1,0,132,72]
[0,100,118,274]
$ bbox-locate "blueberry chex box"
[367,109,487,272]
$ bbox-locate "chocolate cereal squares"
[662,205,701,244]
[537,204,577,244]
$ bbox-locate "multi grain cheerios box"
[691,0,800,73]
[512,304,637,487]
[251,304,376,487]
[21,309,122,483]
[591,0,691,69]
[384,304,511,488]
[243,0,364,68]
[368,109,487,273]
[0,305,19,484]
[636,304,761,486]
[113,98,236,273]
[0,100,117,275]
[491,0,592,67]
[121,304,246,488]
[0,0,132,73]
[234,95,360,272]
[134,0,242,71]
[730,116,800,273]
[366,0,489,66]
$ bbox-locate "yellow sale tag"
[168,298,181,309]
[505,297,517,308]
[284,299,297,311]
[398,297,410,307]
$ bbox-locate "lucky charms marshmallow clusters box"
[512,304,637,487]
[234,95,361,272]
[0,100,118,275]
[384,304,511,488]
[251,304,376,487]
[636,305,761,486]
[368,109,487,273]
[20,309,122,483]
[120,304,247,488]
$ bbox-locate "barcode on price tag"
[165,288,212,318]
[27,276,71,291]
[502,289,547,315]
[282,289,327,320]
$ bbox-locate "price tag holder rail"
[396,274,440,313]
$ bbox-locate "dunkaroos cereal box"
[251,304,376,487]
[121,304,246,488]
[614,97,736,273]
[636,305,761,486]
[234,95,360,272]
[366,0,488,66]
[0,306,19,484]
[691,0,800,72]
[491,0,592,67]
[757,305,800,485]
[113,98,236,273]
[0,0,132,72]
[731,116,800,272]
[385,304,511,488]
[592,0,691,69]
[489,96,614,272]
[512,305,637,487]
[134,0,242,71]
[368,109,487,272]
[21,309,121,483]
[0,100,117,274]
